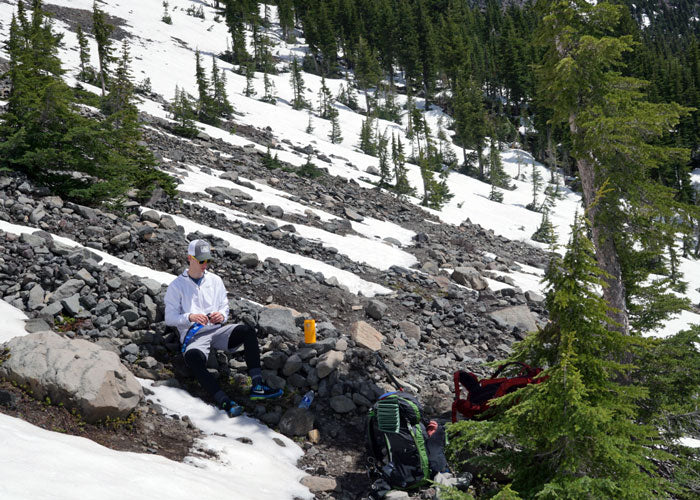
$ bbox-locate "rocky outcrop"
[0,331,142,422]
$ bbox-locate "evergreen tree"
[355,36,382,116]
[210,56,233,118]
[526,162,542,212]
[317,76,333,119]
[289,56,307,109]
[170,85,198,138]
[391,134,412,198]
[536,0,693,335]
[305,110,314,134]
[453,76,487,177]
[0,1,172,203]
[194,49,218,125]
[161,1,172,24]
[244,61,256,97]
[92,0,114,97]
[449,215,670,498]
[261,69,277,104]
[223,0,250,64]
[531,209,556,244]
[328,107,342,144]
[277,0,295,42]
[358,116,376,156]
[376,129,391,188]
[76,25,95,84]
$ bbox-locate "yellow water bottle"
[304,319,316,344]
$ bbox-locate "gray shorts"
[184,323,240,358]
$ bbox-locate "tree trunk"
[575,153,630,336]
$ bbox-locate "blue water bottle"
[299,390,314,409]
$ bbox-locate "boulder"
[350,321,383,351]
[300,476,338,493]
[366,300,388,320]
[451,267,489,290]
[278,407,314,437]
[316,350,344,379]
[0,331,142,423]
[489,305,538,333]
[258,307,298,340]
[50,279,85,302]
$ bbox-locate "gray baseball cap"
[187,239,213,261]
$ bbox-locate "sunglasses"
[193,257,211,265]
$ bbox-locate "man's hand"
[208,312,225,324]
[188,313,209,325]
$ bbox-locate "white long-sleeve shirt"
[164,269,230,343]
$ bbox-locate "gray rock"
[489,305,538,333]
[451,267,489,290]
[50,279,85,302]
[0,331,142,423]
[300,476,338,493]
[205,186,252,202]
[61,294,82,316]
[258,307,298,340]
[109,231,131,247]
[141,278,162,296]
[329,395,356,413]
[350,321,383,351]
[38,301,63,320]
[27,284,45,310]
[239,253,259,268]
[344,208,364,222]
[366,300,388,320]
[29,207,47,224]
[282,354,303,376]
[24,318,51,333]
[399,321,420,340]
[278,407,314,437]
[266,205,284,218]
[141,210,161,224]
[525,290,545,303]
[75,268,97,286]
[316,350,344,379]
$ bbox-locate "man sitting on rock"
[164,239,282,417]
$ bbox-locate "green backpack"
[366,391,448,498]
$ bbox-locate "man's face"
[188,255,210,271]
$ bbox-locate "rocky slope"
[0,109,553,498]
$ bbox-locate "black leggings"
[183,324,260,399]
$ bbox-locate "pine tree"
[0,1,172,203]
[244,61,256,97]
[376,129,391,188]
[453,76,487,177]
[328,107,342,144]
[305,110,314,134]
[391,134,412,198]
[358,116,376,156]
[536,0,693,335]
[449,215,671,498]
[223,0,249,64]
[317,76,333,119]
[210,56,233,118]
[526,162,542,212]
[170,85,198,138]
[355,36,382,116]
[531,209,556,244]
[92,0,114,97]
[289,57,306,109]
[261,69,276,104]
[194,49,217,125]
[76,25,95,84]
[161,1,172,24]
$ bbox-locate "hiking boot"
[250,383,283,400]
[220,399,243,417]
